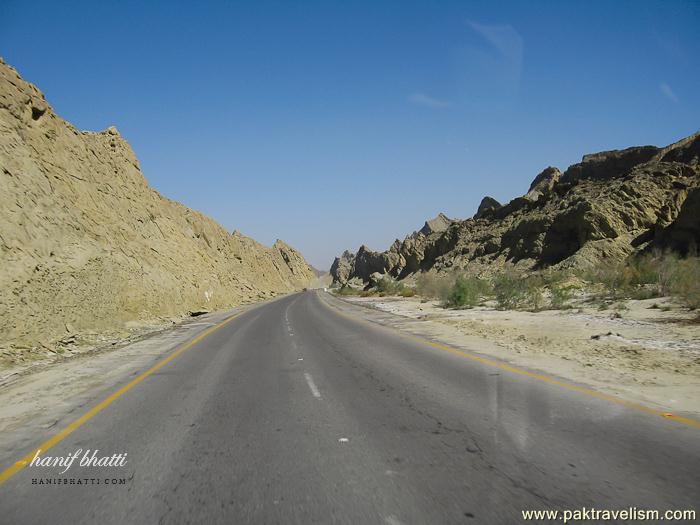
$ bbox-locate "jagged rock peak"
[419,213,453,236]
[474,196,501,219]
[329,250,356,285]
[526,166,561,201]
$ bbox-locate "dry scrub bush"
[370,253,700,314]
[583,253,665,299]
[375,276,406,296]
[582,252,700,311]
[493,272,544,311]
[415,272,455,300]
[670,257,700,310]
[549,284,573,309]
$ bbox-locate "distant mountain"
[331,131,700,284]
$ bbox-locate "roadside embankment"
[0,59,315,361]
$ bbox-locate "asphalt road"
[0,291,698,524]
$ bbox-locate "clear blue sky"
[2,1,699,269]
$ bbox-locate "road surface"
[0,291,698,523]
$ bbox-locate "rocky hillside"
[332,131,700,285]
[0,59,314,352]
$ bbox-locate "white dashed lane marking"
[304,372,321,398]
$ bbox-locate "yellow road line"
[0,311,243,486]
[321,293,700,430]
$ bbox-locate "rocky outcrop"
[0,59,314,351]
[419,213,453,236]
[560,145,659,183]
[654,187,700,255]
[368,272,385,288]
[474,197,501,219]
[525,167,560,201]
[331,131,700,284]
[329,250,355,285]
[658,131,700,164]
[330,215,460,284]
[352,245,393,282]
[272,239,315,279]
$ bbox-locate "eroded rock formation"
[0,59,314,351]
[332,131,700,284]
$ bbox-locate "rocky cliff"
[0,59,314,352]
[331,131,700,285]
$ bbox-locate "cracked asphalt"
[0,291,698,523]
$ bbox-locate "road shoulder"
[322,292,700,420]
[0,299,269,463]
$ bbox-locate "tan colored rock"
[525,166,560,201]
[419,213,453,236]
[654,186,700,255]
[473,196,501,219]
[368,272,385,288]
[0,59,314,352]
[331,131,700,283]
[329,250,355,285]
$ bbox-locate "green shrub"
[493,273,519,309]
[526,283,545,311]
[492,273,527,310]
[444,276,488,308]
[628,255,662,286]
[646,251,699,305]
[375,276,404,295]
[491,273,545,311]
[549,284,572,309]
[671,257,700,310]
[580,252,700,306]
[586,253,670,299]
[540,269,569,287]
[585,260,630,298]
[658,253,680,297]
[399,288,416,297]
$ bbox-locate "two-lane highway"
[0,291,698,523]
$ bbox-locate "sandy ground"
[336,295,700,418]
